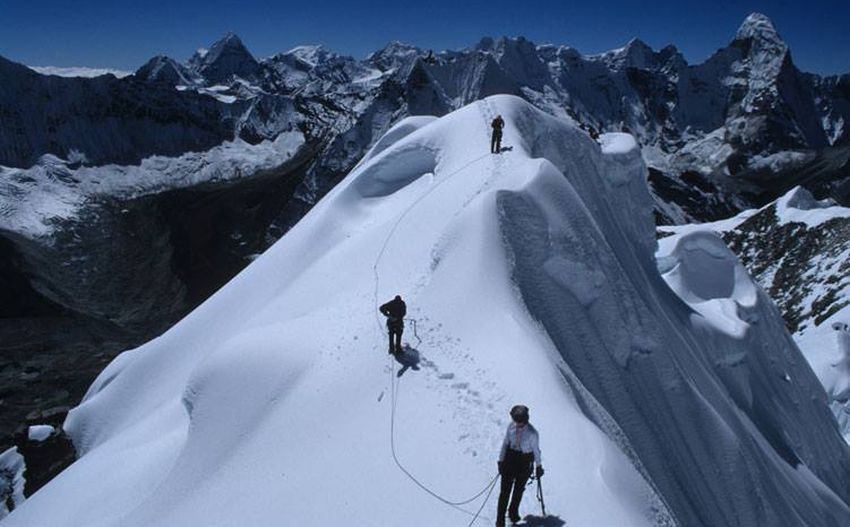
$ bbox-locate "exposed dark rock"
[723,204,850,334]
[13,407,76,496]
[0,143,318,455]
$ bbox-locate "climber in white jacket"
[495,405,543,527]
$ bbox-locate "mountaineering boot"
[495,518,505,527]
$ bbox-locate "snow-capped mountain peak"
[189,31,260,83]
[369,40,422,71]
[598,37,657,70]
[284,44,334,67]
[134,55,196,85]
[735,12,786,49]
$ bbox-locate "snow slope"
[5,96,850,527]
[658,187,850,443]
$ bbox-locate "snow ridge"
[5,96,849,527]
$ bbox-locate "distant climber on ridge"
[834,321,850,370]
[380,295,407,355]
[496,405,543,527]
[491,115,505,154]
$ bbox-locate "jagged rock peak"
[205,32,256,64]
[368,40,422,71]
[474,37,495,51]
[189,31,260,83]
[624,37,652,51]
[596,37,658,70]
[735,12,785,48]
[135,55,193,84]
[490,36,541,58]
[371,40,420,57]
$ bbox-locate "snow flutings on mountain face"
[5,96,849,527]
[497,105,850,526]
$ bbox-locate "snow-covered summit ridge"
[777,186,850,227]
[187,31,260,83]
[27,66,132,78]
[285,45,334,66]
[735,12,785,48]
[7,96,850,526]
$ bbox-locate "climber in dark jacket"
[491,115,505,154]
[380,295,407,355]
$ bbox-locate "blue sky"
[0,0,847,74]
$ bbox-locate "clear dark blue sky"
[1,0,847,75]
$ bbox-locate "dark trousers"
[491,131,502,153]
[497,450,532,523]
[387,324,403,354]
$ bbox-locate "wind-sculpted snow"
[659,232,758,338]
[360,116,439,164]
[6,96,849,527]
[658,187,850,445]
[497,111,850,526]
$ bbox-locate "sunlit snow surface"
[6,96,850,527]
[27,425,55,443]
[0,132,305,238]
[27,66,133,78]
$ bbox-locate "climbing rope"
[371,150,491,335]
[371,101,502,524]
[404,317,422,346]
[389,359,499,517]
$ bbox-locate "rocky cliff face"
[0,57,235,168]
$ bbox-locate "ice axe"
[535,473,547,517]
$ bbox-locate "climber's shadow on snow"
[395,345,421,377]
[522,515,565,527]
